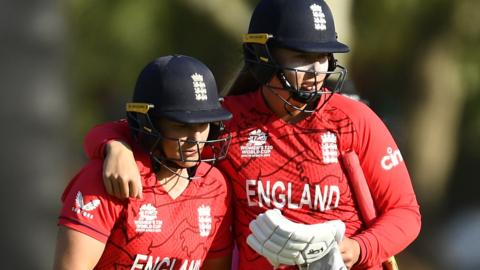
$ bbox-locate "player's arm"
[83,120,142,199]
[83,119,132,159]
[53,226,106,270]
[348,102,421,267]
[55,160,122,270]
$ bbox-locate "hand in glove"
[247,209,345,268]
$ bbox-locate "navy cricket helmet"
[243,0,350,112]
[131,55,231,124]
[126,55,232,168]
[248,0,349,54]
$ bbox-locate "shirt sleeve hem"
[58,216,109,243]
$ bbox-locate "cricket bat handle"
[342,151,399,270]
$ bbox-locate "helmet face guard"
[126,103,231,166]
[271,66,347,113]
[243,33,347,113]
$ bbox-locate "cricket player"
[54,55,233,270]
[81,0,421,269]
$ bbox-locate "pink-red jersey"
[59,146,232,270]
[83,91,421,270]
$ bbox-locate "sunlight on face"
[155,118,210,167]
[272,48,329,91]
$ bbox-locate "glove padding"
[247,209,345,268]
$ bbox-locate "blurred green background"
[1,0,479,269]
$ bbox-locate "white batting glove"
[247,209,345,268]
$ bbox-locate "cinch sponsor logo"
[246,180,340,212]
[130,254,201,270]
[381,147,404,170]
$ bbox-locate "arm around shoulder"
[83,120,142,199]
[83,119,131,159]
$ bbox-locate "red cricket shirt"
[59,147,232,269]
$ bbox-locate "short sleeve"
[58,160,124,243]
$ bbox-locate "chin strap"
[277,70,323,101]
[151,155,213,181]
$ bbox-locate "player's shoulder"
[223,91,258,113]
[73,160,104,184]
[326,93,379,124]
[328,93,370,112]
[196,163,230,190]
[61,160,106,201]
[197,163,226,181]
[131,146,155,178]
[223,90,271,131]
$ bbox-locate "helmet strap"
[275,70,322,105]
[151,155,202,181]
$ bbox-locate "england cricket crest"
[191,73,208,101]
[197,204,212,237]
[321,131,338,164]
[310,4,327,31]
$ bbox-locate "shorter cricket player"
[53,55,233,270]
